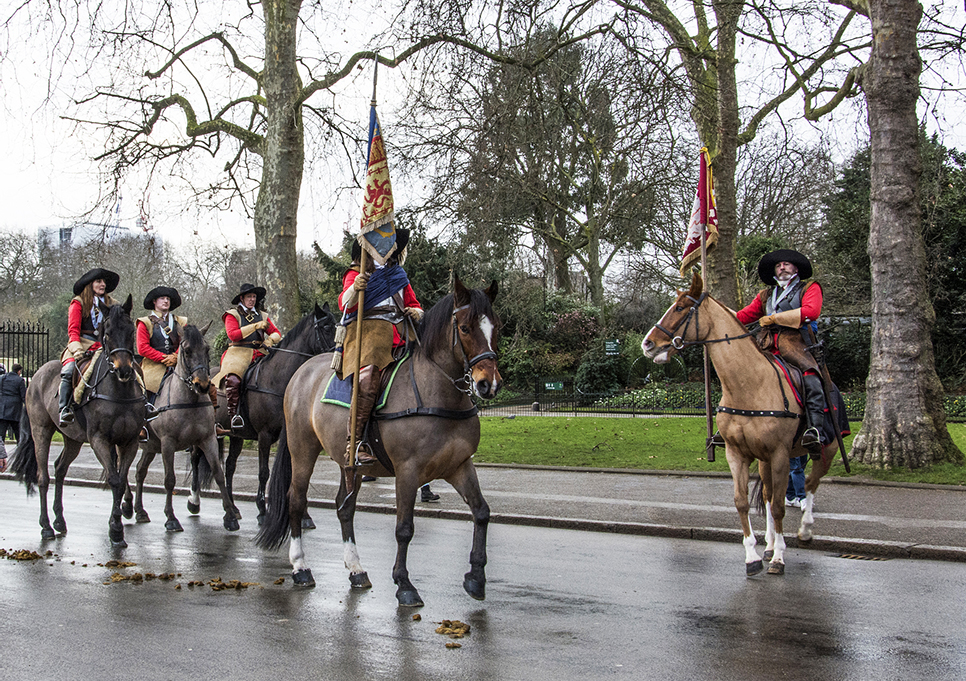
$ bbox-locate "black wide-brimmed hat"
[232,283,267,306]
[73,268,120,296]
[757,249,813,286]
[351,228,410,263]
[143,286,182,311]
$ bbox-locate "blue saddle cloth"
[320,353,410,410]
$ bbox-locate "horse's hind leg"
[134,447,158,523]
[187,447,202,515]
[336,468,371,590]
[391,472,423,607]
[226,436,243,519]
[446,460,490,601]
[800,443,835,542]
[51,440,82,536]
[287,441,321,587]
[726,450,761,575]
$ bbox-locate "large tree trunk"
[850,0,961,467]
[706,0,741,309]
[254,0,303,331]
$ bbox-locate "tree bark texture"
[707,0,742,309]
[850,0,962,467]
[254,0,304,332]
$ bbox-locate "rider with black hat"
[736,249,826,458]
[337,229,422,467]
[58,268,121,426]
[136,286,188,401]
[212,283,282,431]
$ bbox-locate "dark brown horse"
[192,303,336,524]
[131,323,239,533]
[642,274,837,575]
[9,297,147,547]
[256,277,501,607]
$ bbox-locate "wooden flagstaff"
[700,152,715,462]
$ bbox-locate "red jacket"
[224,311,280,361]
[67,299,102,353]
[736,281,822,327]
[340,269,421,348]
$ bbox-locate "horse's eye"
[674,305,685,312]
[460,325,470,334]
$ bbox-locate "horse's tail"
[194,445,216,491]
[8,408,38,495]
[752,475,767,515]
[254,424,293,552]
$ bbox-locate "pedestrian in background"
[0,363,27,472]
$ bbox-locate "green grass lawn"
[477,416,966,486]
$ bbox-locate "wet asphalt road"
[2,478,966,680]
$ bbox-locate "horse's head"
[178,323,212,394]
[100,294,137,382]
[313,302,337,353]
[642,273,708,364]
[453,276,503,400]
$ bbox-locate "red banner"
[680,147,718,276]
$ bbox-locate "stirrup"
[801,427,822,458]
[230,414,245,430]
[709,431,725,447]
[59,407,74,426]
[139,426,150,443]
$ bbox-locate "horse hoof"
[187,500,200,515]
[463,575,486,601]
[292,569,316,587]
[135,511,150,524]
[111,537,128,549]
[746,560,764,576]
[52,519,67,535]
[165,519,184,532]
[396,588,424,608]
[224,515,240,532]
[301,516,316,530]
[763,549,774,562]
[121,502,134,520]
[349,572,372,589]
[767,562,785,576]
[257,513,265,527]
[41,527,56,540]
[233,507,242,520]
[798,530,813,543]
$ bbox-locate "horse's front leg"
[200,436,239,532]
[765,456,789,575]
[90,436,129,547]
[336,468,371,589]
[446,459,489,601]
[159,440,183,532]
[187,447,202,515]
[726,450,761,575]
[51,440,82,536]
[392,474,422,607]
[133,446,158,524]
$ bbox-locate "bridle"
[450,304,498,393]
[652,292,755,350]
[263,312,336,359]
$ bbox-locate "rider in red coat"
[736,249,826,458]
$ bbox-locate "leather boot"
[346,365,381,466]
[801,373,826,459]
[225,374,244,430]
[58,363,75,426]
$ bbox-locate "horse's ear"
[199,321,213,336]
[454,274,470,307]
[122,294,133,314]
[485,280,498,303]
[688,272,703,299]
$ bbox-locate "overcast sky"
[1,2,963,258]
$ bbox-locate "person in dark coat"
[0,363,27,471]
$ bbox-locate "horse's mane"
[278,309,315,349]
[181,323,204,346]
[416,288,499,358]
[704,292,772,360]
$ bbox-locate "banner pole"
[700,151,715,462]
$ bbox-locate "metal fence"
[477,377,879,422]
[0,321,53,381]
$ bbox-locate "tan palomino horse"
[642,273,837,576]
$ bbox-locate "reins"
[657,292,801,421]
